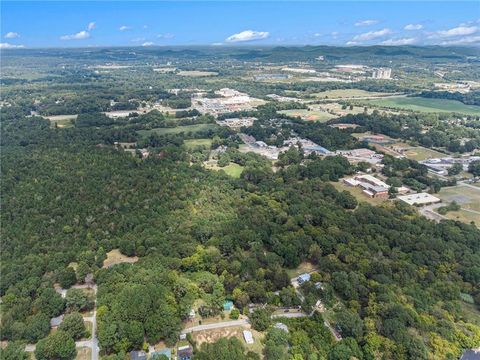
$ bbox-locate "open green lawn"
[221,163,244,178]
[330,181,387,206]
[363,97,480,115]
[436,185,480,225]
[184,138,213,149]
[402,146,446,161]
[437,185,480,212]
[204,161,244,178]
[279,109,335,122]
[138,124,218,137]
[46,115,77,128]
[312,89,389,99]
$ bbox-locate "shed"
[298,273,311,284]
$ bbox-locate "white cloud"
[60,30,90,40]
[225,30,269,43]
[404,24,423,31]
[352,28,392,42]
[157,33,174,39]
[211,42,223,46]
[0,42,25,49]
[381,37,417,46]
[331,31,339,39]
[4,32,20,39]
[440,35,480,45]
[119,25,132,31]
[355,19,379,27]
[346,41,359,46]
[142,42,154,47]
[437,25,478,38]
[87,22,96,31]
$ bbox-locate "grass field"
[184,138,213,149]
[364,97,480,115]
[402,146,446,161]
[46,115,77,128]
[312,89,389,99]
[285,261,316,278]
[191,325,264,355]
[138,124,217,137]
[279,109,335,122]
[330,181,388,206]
[205,161,244,178]
[103,249,138,268]
[76,347,91,360]
[435,185,480,224]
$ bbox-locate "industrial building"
[398,193,441,206]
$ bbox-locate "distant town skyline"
[1,1,479,49]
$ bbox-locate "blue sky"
[1,1,479,48]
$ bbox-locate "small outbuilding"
[243,330,254,344]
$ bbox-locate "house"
[130,351,147,360]
[223,300,234,311]
[298,273,311,284]
[177,345,193,360]
[243,330,254,344]
[188,308,195,319]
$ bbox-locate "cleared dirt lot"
[102,249,138,268]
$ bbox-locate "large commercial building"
[372,68,392,79]
[398,193,441,206]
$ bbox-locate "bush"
[229,308,240,320]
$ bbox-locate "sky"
[1,1,479,48]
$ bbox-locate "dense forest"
[1,102,480,360]
[1,44,480,359]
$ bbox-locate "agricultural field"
[363,97,480,115]
[312,89,391,99]
[184,138,213,149]
[279,108,335,122]
[102,249,139,268]
[137,124,217,137]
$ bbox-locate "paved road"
[458,181,480,191]
[72,284,98,360]
[272,312,307,319]
[420,203,448,222]
[182,319,249,334]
